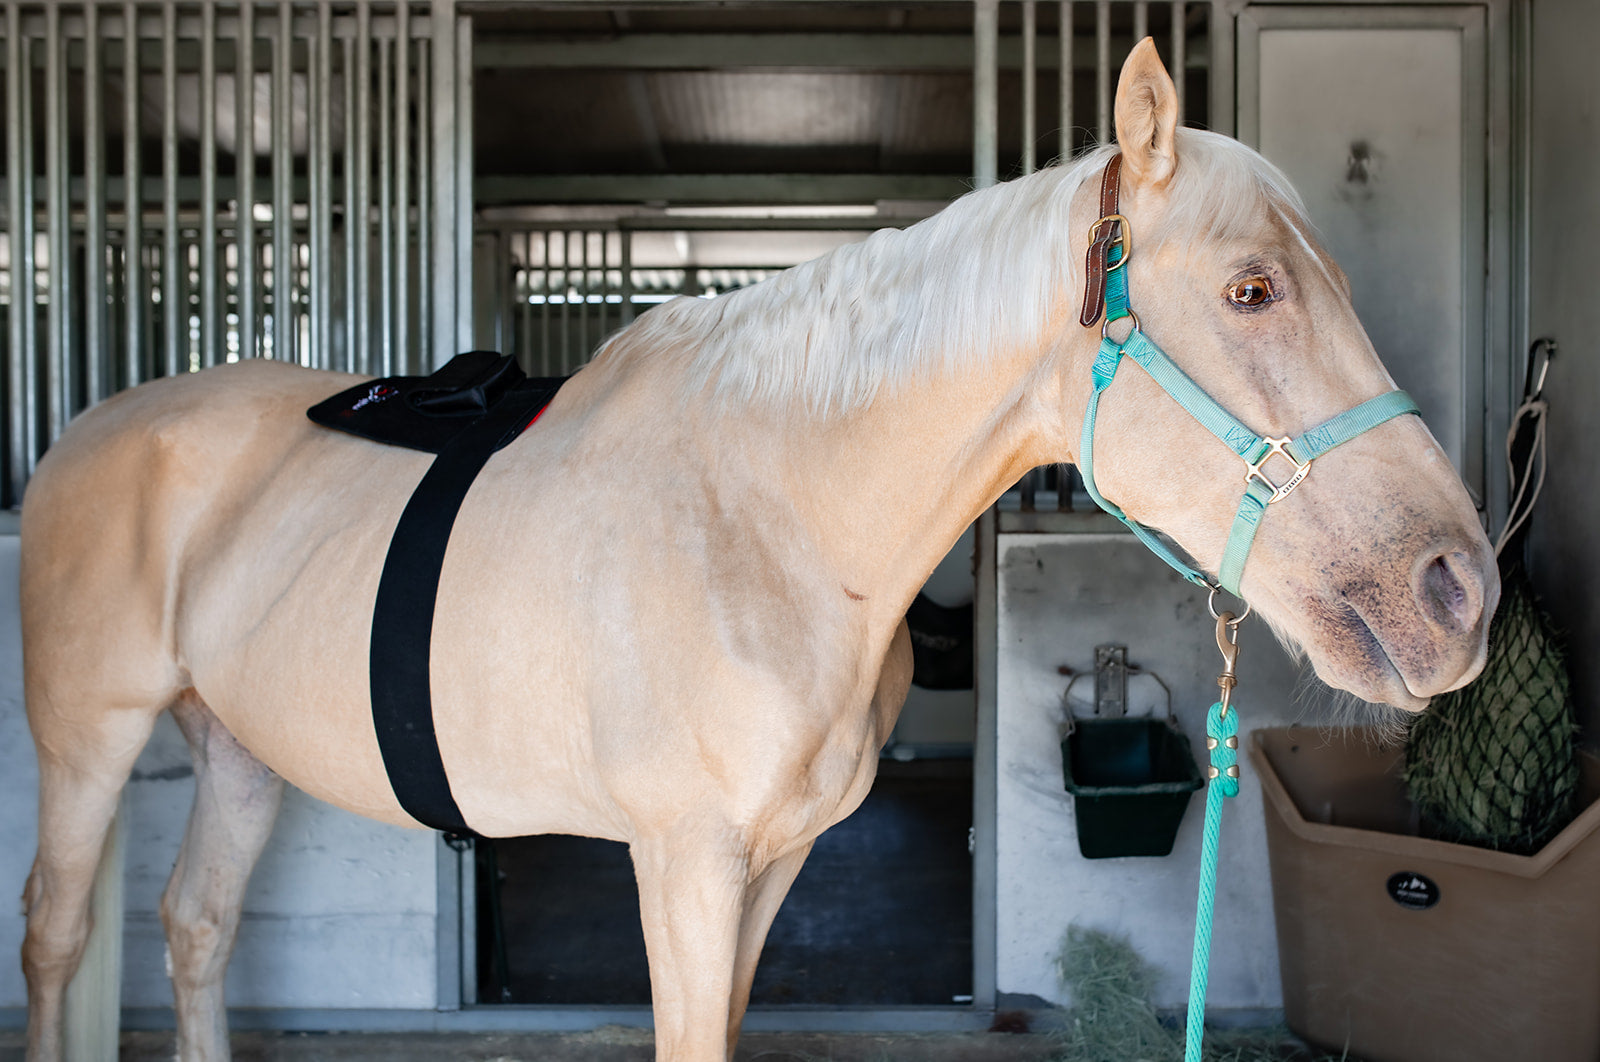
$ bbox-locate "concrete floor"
[0,1029,1065,1061]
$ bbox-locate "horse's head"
[1073,40,1496,710]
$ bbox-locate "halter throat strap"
[1075,153,1421,597]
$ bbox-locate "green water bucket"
[1061,717,1204,858]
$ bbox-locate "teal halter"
[1076,160,1420,598]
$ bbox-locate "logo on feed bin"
[1386,871,1441,910]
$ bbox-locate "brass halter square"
[1244,437,1312,503]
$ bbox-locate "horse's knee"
[21,884,92,985]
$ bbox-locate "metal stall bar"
[1095,0,1110,144]
[972,0,997,189]
[272,0,292,362]
[618,228,633,329]
[1171,1,1185,120]
[429,0,455,369]
[6,3,23,497]
[162,0,181,376]
[45,1,66,438]
[201,0,218,368]
[237,0,256,362]
[122,0,142,388]
[416,37,429,370]
[355,0,371,372]
[539,229,550,374]
[1134,0,1147,43]
[317,1,331,369]
[453,10,471,354]
[379,31,393,375]
[342,29,355,371]
[1059,0,1072,161]
[85,0,107,403]
[20,22,34,472]
[395,0,410,373]
[1021,0,1036,175]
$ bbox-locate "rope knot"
[1205,702,1240,797]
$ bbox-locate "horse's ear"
[1114,37,1179,189]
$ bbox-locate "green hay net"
[1403,564,1579,853]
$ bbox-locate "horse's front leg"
[630,827,750,1062]
[725,841,813,1055]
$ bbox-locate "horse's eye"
[1227,276,1274,308]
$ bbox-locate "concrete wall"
[994,532,1312,1012]
[0,537,442,1017]
[1527,0,1600,749]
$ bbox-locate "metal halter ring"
[1088,213,1132,271]
[1102,307,1140,342]
[1207,587,1252,625]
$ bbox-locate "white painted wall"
[994,533,1309,1011]
[0,536,441,1015]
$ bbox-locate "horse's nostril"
[1419,550,1484,633]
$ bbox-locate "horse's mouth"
[1314,601,1433,712]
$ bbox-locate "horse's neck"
[763,331,1085,617]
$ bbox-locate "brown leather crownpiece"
[1078,152,1125,328]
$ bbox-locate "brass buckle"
[1244,437,1312,503]
[1088,213,1131,271]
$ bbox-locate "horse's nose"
[1415,546,1490,635]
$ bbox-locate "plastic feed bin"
[1060,717,1204,858]
[1250,727,1600,1062]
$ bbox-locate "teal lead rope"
[1184,609,1244,1062]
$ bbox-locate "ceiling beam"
[475,173,973,206]
[476,32,1208,71]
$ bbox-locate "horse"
[19,40,1495,1062]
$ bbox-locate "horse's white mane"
[600,129,1313,418]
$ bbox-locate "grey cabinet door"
[1238,5,1488,503]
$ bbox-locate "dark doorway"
[476,757,972,1006]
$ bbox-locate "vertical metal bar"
[1095,0,1110,144]
[1206,0,1231,137]
[453,13,471,353]
[236,0,256,361]
[273,0,293,363]
[378,34,392,376]
[517,232,531,363]
[162,0,180,376]
[342,32,354,371]
[354,0,370,372]
[1059,0,1073,162]
[7,2,26,494]
[1171,1,1186,122]
[1022,0,1036,175]
[305,26,320,369]
[395,0,410,372]
[972,0,997,189]
[428,0,454,369]
[84,1,107,405]
[577,229,588,357]
[1134,0,1148,42]
[539,230,550,374]
[316,0,331,369]
[619,228,633,328]
[45,1,65,437]
[558,231,569,369]
[200,0,218,368]
[19,28,36,472]
[416,37,429,370]
[122,0,141,386]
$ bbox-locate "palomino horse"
[21,42,1493,1062]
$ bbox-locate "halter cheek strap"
[1075,154,1421,597]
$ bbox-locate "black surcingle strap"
[311,353,564,835]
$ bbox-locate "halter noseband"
[1075,153,1420,598]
